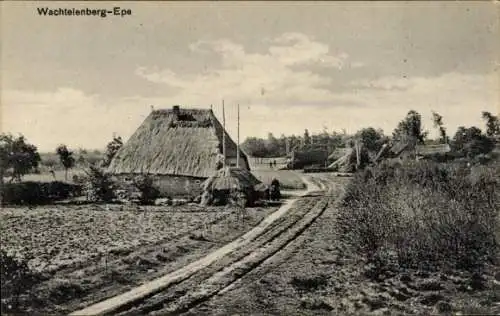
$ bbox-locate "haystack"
[200,167,262,207]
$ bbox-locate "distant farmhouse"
[387,141,451,161]
[107,106,250,197]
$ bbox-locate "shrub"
[1,250,41,312]
[290,274,329,292]
[339,160,499,272]
[132,175,160,205]
[1,181,82,205]
[83,166,115,202]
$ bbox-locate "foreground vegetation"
[340,160,499,273]
[189,169,499,315]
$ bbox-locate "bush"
[1,250,41,312]
[290,274,329,292]
[83,166,115,202]
[339,160,499,272]
[133,175,160,205]
[1,181,82,205]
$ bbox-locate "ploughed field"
[0,204,278,314]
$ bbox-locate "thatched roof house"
[108,106,250,177]
[107,106,250,197]
[287,149,328,169]
[386,140,451,161]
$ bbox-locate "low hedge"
[1,181,83,205]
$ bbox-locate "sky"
[1,1,499,152]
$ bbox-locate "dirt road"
[69,173,348,315]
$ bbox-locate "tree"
[241,137,268,157]
[329,132,343,150]
[56,145,75,181]
[452,126,494,159]
[355,127,387,154]
[432,111,448,144]
[0,134,41,183]
[102,136,123,167]
[481,111,500,138]
[265,133,280,157]
[303,129,311,146]
[393,110,428,145]
[84,165,115,202]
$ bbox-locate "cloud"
[136,33,355,106]
[2,34,497,152]
[269,32,348,67]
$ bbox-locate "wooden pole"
[355,140,361,169]
[237,104,240,168]
[222,100,226,166]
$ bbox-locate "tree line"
[0,110,499,183]
[0,135,123,183]
[241,110,500,160]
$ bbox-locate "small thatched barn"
[107,106,251,198]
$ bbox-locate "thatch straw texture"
[328,147,350,160]
[328,147,354,171]
[202,167,261,192]
[107,107,250,177]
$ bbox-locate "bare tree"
[432,111,448,144]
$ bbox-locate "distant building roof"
[389,141,411,156]
[416,144,451,156]
[328,147,351,160]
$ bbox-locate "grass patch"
[252,170,306,190]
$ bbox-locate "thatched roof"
[107,106,250,178]
[416,144,451,156]
[389,141,411,156]
[328,147,350,160]
[373,143,390,162]
[202,167,261,191]
[327,147,354,170]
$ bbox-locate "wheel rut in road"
[71,173,344,316]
